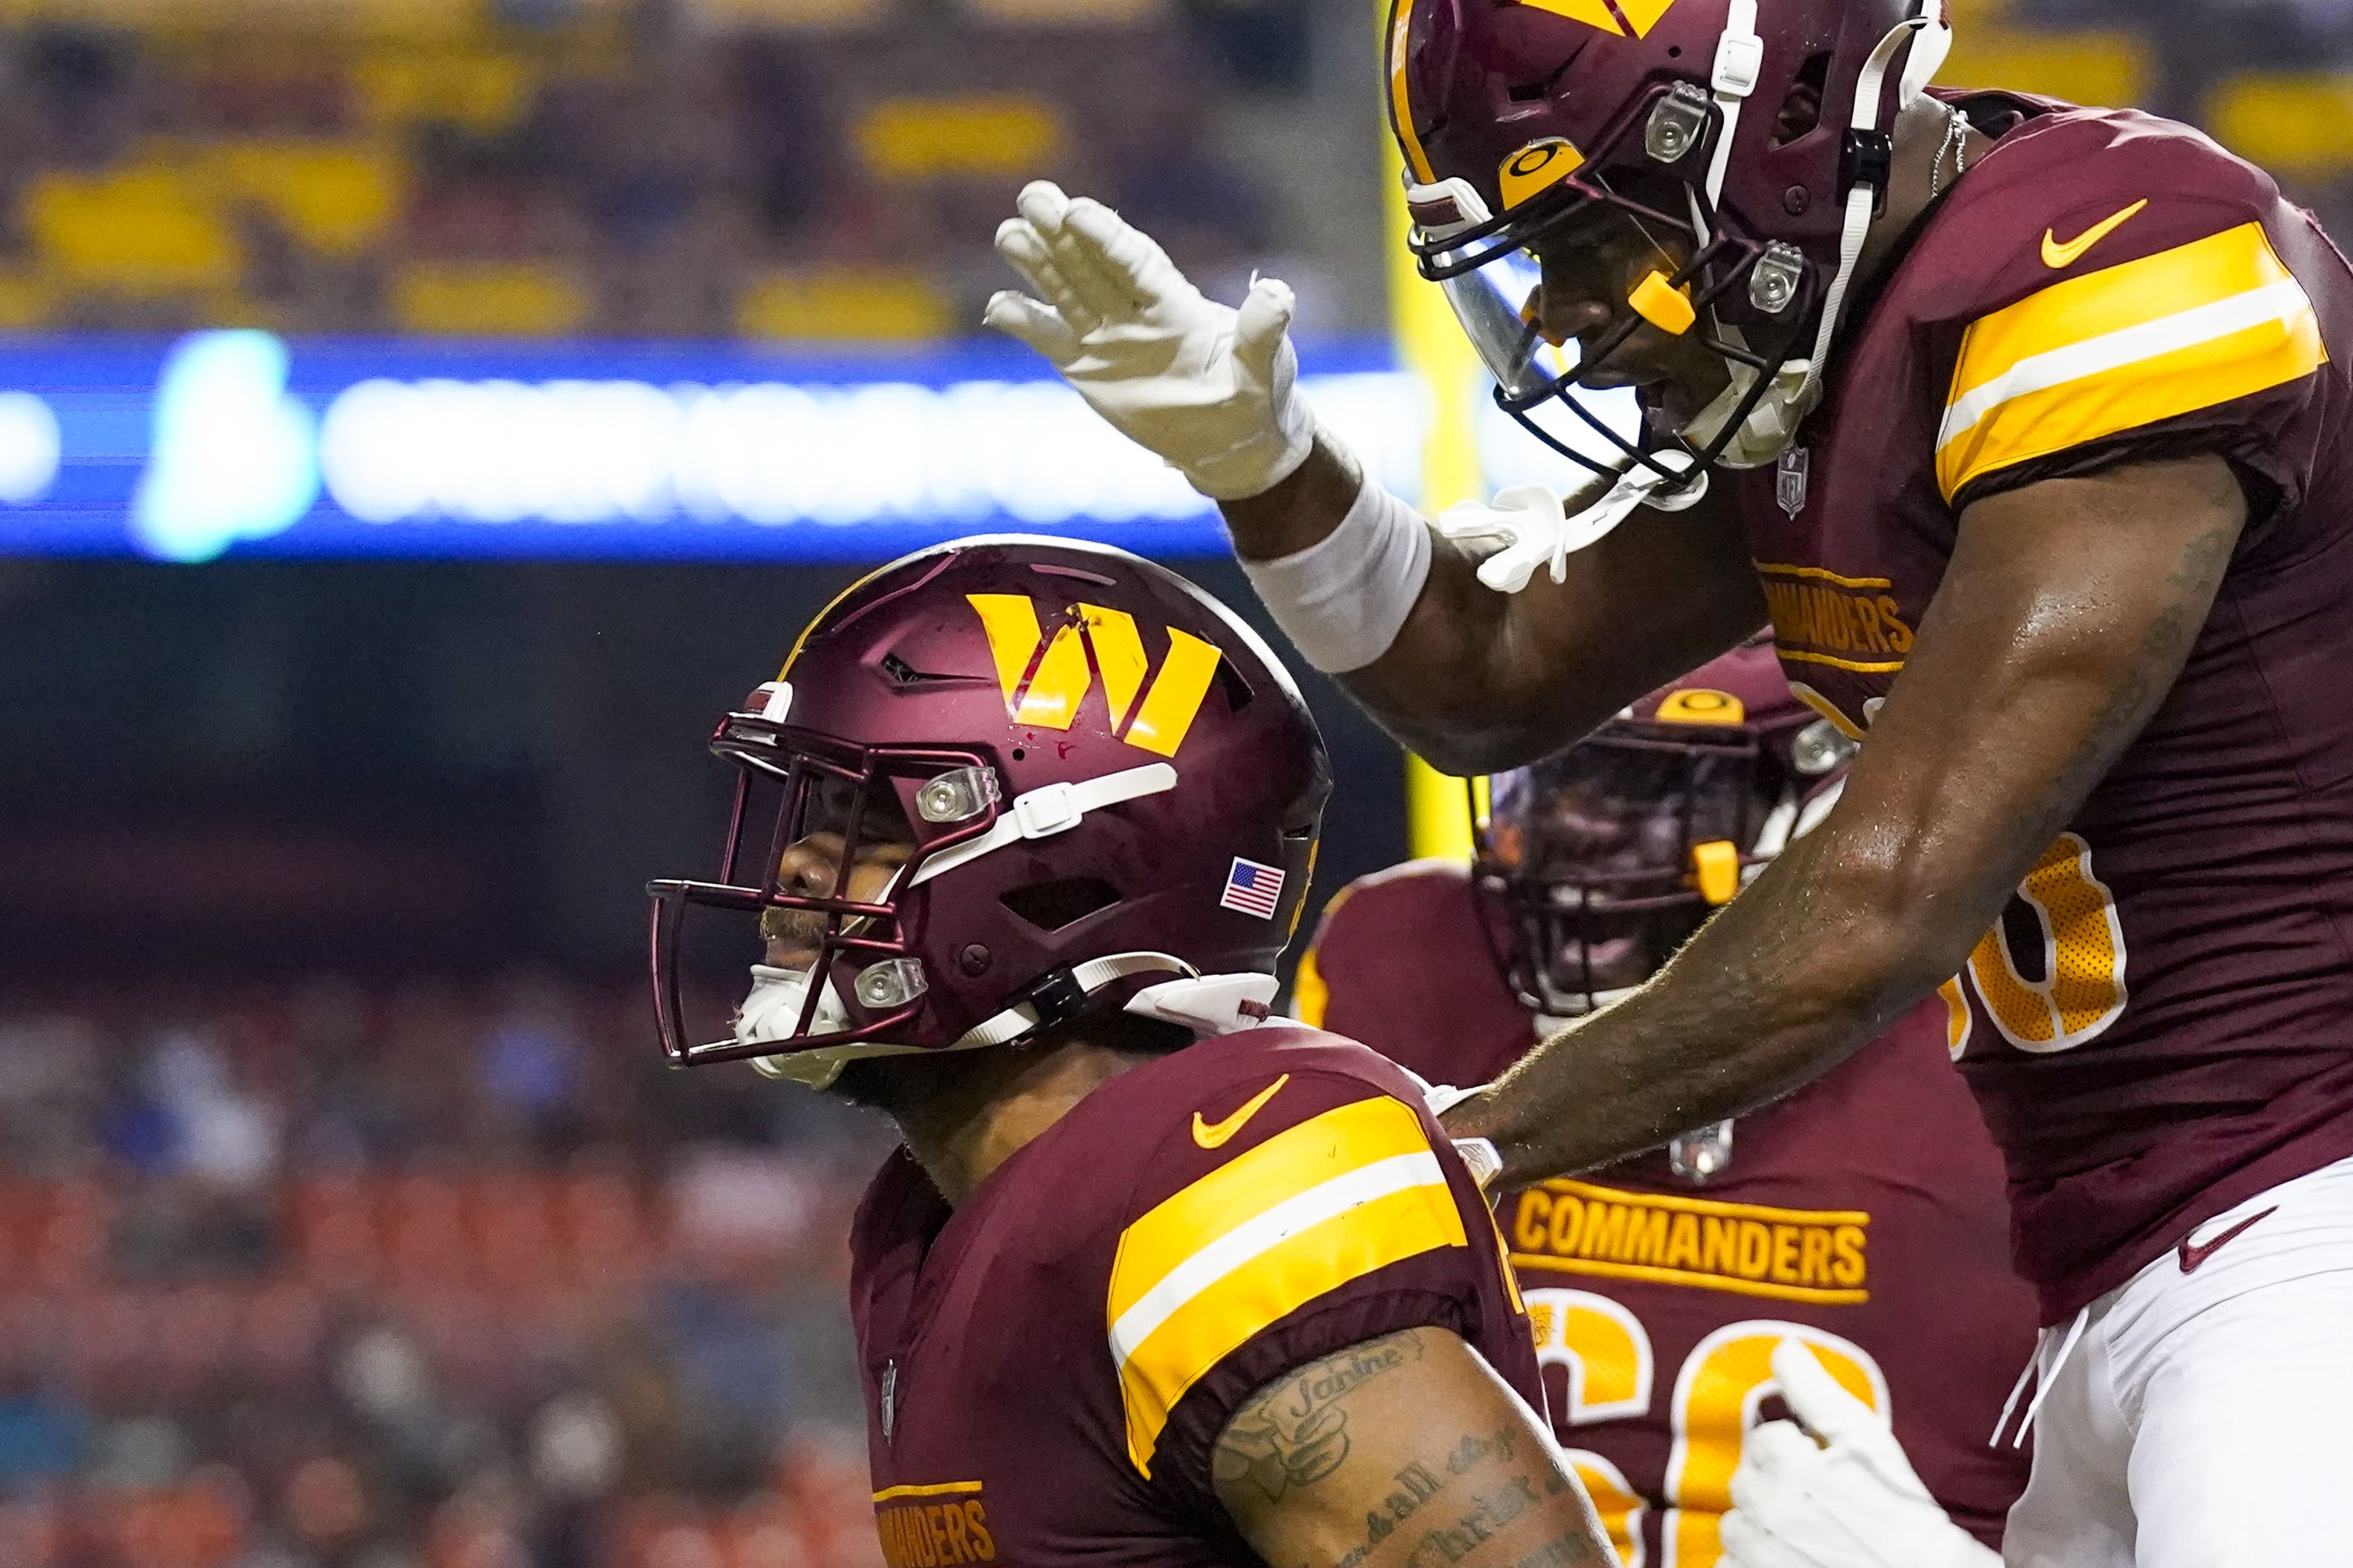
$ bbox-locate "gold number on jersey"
[1528,1289,1656,1567]
[1661,1325,1888,1568]
[1958,832,2127,1055]
[1526,1293,1890,1568]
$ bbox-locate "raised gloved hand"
[1719,1340,2000,1568]
[1434,454,1708,595]
[986,181,1318,502]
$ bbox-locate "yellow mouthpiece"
[1629,270,1696,336]
[1691,839,1740,906]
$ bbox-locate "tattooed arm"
[1212,1328,1612,1568]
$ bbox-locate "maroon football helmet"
[1472,639,1854,1016]
[1388,0,1951,482]
[648,537,1330,1088]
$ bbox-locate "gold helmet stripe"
[1388,1,1437,185]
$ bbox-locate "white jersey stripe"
[1938,276,2316,454]
[1107,1151,1447,1370]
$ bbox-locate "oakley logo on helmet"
[1655,688,1746,725]
[966,594,1222,758]
[1515,0,1682,40]
[1499,139,1586,212]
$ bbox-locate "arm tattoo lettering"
[1504,1532,1609,1568]
[1329,1424,1527,1568]
[1402,1478,1542,1568]
[1214,1331,1428,1504]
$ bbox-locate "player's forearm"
[1446,827,1954,1183]
[1222,447,1584,771]
[1227,459,1763,776]
[1221,432,1373,562]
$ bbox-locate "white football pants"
[2002,1152,2353,1567]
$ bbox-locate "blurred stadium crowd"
[0,977,890,1568]
[0,0,1329,340]
[0,0,2345,345]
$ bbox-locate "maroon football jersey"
[846,1025,1542,1568]
[1737,91,2353,1321]
[1297,862,2035,1563]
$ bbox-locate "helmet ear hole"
[1213,659,1255,713]
[1772,51,1833,148]
[1000,876,1123,934]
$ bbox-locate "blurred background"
[0,0,2346,1562]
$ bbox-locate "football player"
[1294,640,2034,1568]
[646,537,1616,1568]
[985,2,2353,1558]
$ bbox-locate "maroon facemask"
[1472,639,1854,1015]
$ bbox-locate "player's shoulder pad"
[1915,107,2325,503]
[1294,858,1477,1027]
[1102,1025,1477,1476]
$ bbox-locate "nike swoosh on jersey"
[1191,1073,1291,1150]
[2042,199,2149,269]
[2177,1206,2277,1273]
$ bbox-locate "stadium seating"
[2206,72,2353,178]
[0,979,884,1568]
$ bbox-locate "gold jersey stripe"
[871,1481,983,1503]
[1106,1095,1466,1474]
[1754,562,1893,589]
[1938,223,2325,500]
[1115,1172,1465,1474]
[1510,1253,1871,1305]
[1108,1095,1432,1323]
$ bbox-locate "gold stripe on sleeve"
[1936,223,2325,500]
[1107,1095,1466,1474]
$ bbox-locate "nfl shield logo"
[1777,448,1810,517]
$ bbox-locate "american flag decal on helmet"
[1220,858,1286,920]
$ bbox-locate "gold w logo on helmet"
[1516,0,1680,39]
[966,595,1223,758]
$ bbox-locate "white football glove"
[986,181,1318,502]
[1719,1341,1999,1568]
[1434,454,1708,595]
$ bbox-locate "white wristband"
[1236,470,1433,674]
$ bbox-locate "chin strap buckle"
[1841,128,1894,212]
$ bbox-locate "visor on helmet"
[1405,25,1835,495]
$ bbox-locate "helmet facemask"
[1399,0,1953,493]
[1411,82,1821,491]
[1472,725,1784,1018]
[648,704,1000,1079]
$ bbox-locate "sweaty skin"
[1219,93,2257,1185]
[1446,453,2248,1182]
[1215,1327,1614,1568]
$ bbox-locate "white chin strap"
[1436,451,1707,593]
[1784,2,1950,417]
[748,957,1280,1091]
[1683,0,1952,465]
[910,763,1177,886]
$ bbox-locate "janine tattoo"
[1214,1333,1428,1503]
